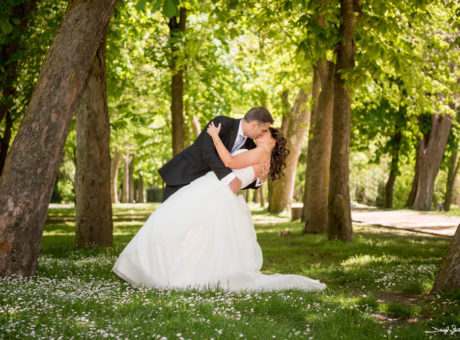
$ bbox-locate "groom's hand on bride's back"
[229,177,242,194]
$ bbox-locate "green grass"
[1,203,459,339]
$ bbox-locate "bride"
[112,123,326,292]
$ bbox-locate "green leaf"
[163,0,178,18]
[135,0,146,11]
[152,0,162,11]
[0,18,13,34]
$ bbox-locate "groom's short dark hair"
[243,107,274,125]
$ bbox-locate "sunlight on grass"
[0,204,458,339]
[341,254,400,266]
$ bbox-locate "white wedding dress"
[112,150,326,292]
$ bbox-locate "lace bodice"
[231,149,255,188]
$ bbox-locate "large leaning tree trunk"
[111,150,122,203]
[75,35,113,248]
[303,60,334,232]
[0,0,39,176]
[406,113,452,210]
[432,224,460,292]
[0,0,118,277]
[327,0,355,241]
[269,87,311,213]
[169,8,186,156]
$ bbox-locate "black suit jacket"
[158,116,257,189]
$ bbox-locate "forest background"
[1,0,458,213]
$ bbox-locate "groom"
[159,107,274,201]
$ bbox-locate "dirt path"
[352,209,459,237]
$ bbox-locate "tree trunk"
[269,87,311,213]
[281,90,290,137]
[444,150,459,211]
[302,3,332,229]
[259,183,266,207]
[128,154,134,202]
[169,8,186,156]
[0,0,118,277]
[243,190,249,202]
[111,150,122,203]
[0,1,39,175]
[122,153,131,203]
[75,36,113,248]
[406,114,453,210]
[137,174,145,203]
[191,116,201,138]
[327,0,355,242]
[385,130,401,209]
[385,166,398,209]
[0,112,13,177]
[444,108,460,211]
[303,61,334,232]
[250,188,258,203]
[432,224,460,292]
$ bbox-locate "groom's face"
[248,121,271,139]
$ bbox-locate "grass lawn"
[1,203,459,339]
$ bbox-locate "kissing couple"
[112,107,326,292]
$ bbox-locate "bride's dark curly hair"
[268,127,289,181]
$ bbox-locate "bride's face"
[256,132,276,149]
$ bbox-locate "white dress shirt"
[221,120,263,187]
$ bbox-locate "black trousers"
[162,183,188,202]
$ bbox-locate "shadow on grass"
[26,205,460,339]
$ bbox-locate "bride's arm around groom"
[158,108,274,202]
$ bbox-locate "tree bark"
[406,114,452,210]
[301,1,332,229]
[253,188,260,203]
[169,8,186,156]
[0,1,39,175]
[259,183,266,207]
[269,87,311,213]
[122,153,131,203]
[75,36,113,248]
[137,174,145,203]
[129,154,134,203]
[0,0,118,277]
[385,165,398,209]
[444,150,459,211]
[444,109,460,211]
[111,150,122,203]
[327,0,355,242]
[432,224,460,292]
[303,61,334,232]
[267,178,273,207]
[0,112,13,177]
[385,130,401,209]
[281,90,290,137]
[191,115,201,138]
[243,190,249,202]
